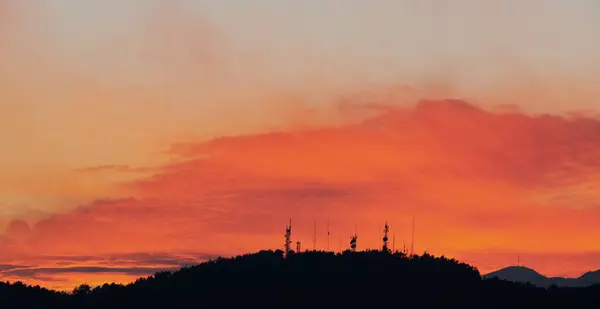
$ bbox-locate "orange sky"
[4,99,600,289]
[3,1,600,290]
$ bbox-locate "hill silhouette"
[484,266,548,286]
[3,250,600,307]
[485,266,600,288]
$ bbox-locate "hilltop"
[485,266,600,288]
[484,266,548,286]
[2,250,600,307]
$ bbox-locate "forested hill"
[2,250,600,307]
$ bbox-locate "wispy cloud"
[0,264,32,271]
[4,266,177,278]
[0,251,214,289]
[73,165,156,174]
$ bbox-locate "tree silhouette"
[72,284,92,297]
[3,249,600,307]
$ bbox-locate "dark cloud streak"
[5,266,178,278]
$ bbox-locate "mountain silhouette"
[484,266,600,288]
[4,250,600,307]
[484,266,548,286]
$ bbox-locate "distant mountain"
[484,266,600,288]
[484,266,548,286]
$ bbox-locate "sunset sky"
[3,0,600,290]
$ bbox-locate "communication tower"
[382,221,390,253]
[285,218,292,257]
[411,216,415,256]
[350,223,357,252]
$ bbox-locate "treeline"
[2,250,600,307]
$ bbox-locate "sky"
[2,0,600,290]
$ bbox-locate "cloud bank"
[4,98,600,289]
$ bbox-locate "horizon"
[0,247,568,292]
[3,0,600,291]
[4,246,594,293]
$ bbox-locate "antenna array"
[281,216,418,257]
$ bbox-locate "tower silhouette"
[313,219,316,251]
[350,235,357,252]
[285,218,292,257]
[382,221,390,253]
[411,216,415,256]
[350,223,357,252]
[327,220,330,251]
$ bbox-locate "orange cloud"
[4,99,600,289]
[73,165,155,174]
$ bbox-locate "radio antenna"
[411,216,415,256]
[327,220,331,251]
[313,219,317,251]
[285,218,292,257]
[382,221,390,253]
[350,222,358,252]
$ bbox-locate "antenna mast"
[350,222,357,252]
[392,234,396,253]
[296,241,302,253]
[313,219,316,251]
[411,216,415,256]
[285,218,292,257]
[327,220,331,251]
[382,221,390,253]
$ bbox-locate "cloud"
[5,98,600,286]
[4,266,178,278]
[96,252,215,266]
[0,251,214,289]
[0,264,31,271]
[5,219,31,238]
[73,165,155,174]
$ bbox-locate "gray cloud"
[4,266,177,278]
[0,252,215,282]
[99,252,215,267]
[32,252,214,266]
[0,264,31,271]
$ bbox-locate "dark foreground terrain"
[2,250,600,307]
